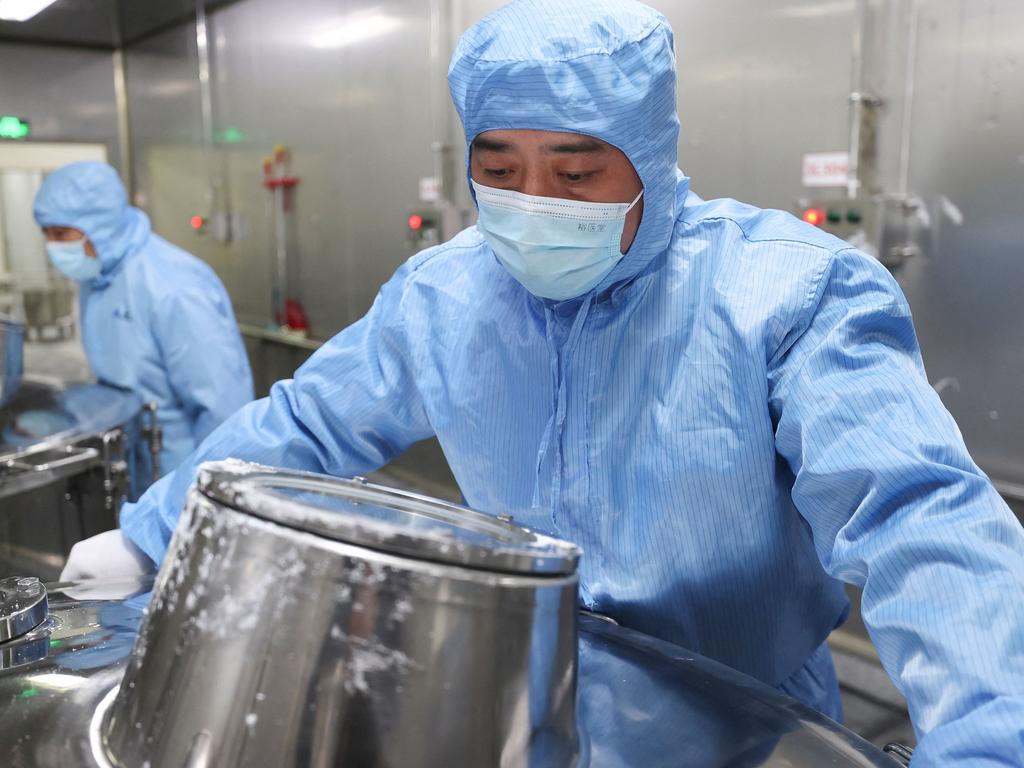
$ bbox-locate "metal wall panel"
[666,0,857,208]
[125,0,444,335]
[0,42,122,168]
[457,0,859,209]
[896,0,1024,486]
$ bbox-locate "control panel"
[406,210,442,250]
[798,198,876,243]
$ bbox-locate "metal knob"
[0,576,48,643]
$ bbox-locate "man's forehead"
[473,129,611,154]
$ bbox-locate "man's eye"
[562,172,590,183]
[485,168,509,178]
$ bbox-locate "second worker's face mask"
[46,239,101,282]
[473,180,643,301]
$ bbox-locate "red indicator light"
[190,215,204,230]
[408,214,423,230]
[802,208,825,227]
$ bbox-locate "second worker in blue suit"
[33,161,253,492]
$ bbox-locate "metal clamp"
[140,401,162,484]
[0,576,48,643]
[883,742,914,766]
[101,429,129,512]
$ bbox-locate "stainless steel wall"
[125,0,447,334]
[897,0,1024,489]
[0,43,123,169]
[123,0,1024,496]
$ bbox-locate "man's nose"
[519,171,560,199]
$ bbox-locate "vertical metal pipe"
[846,0,868,199]
[112,49,133,197]
[274,171,287,324]
[898,0,921,198]
[195,0,219,220]
[429,0,453,204]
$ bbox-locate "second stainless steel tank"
[0,378,143,579]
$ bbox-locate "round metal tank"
[0,378,143,579]
[0,464,908,767]
[103,462,583,767]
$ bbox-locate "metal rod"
[897,0,921,197]
[112,49,133,197]
[274,176,287,324]
[195,1,219,220]
[846,0,868,200]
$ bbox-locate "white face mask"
[472,180,643,301]
[46,239,101,282]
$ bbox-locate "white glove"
[60,528,155,582]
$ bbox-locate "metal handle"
[883,742,914,766]
[1,445,102,498]
[6,446,100,477]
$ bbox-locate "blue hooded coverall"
[33,162,253,489]
[120,2,1024,762]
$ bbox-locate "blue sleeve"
[153,279,254,444]
[768,247,1024,764]
[121,258,435,565]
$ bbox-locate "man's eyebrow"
[472,136,514,152]
[542,139,607,155]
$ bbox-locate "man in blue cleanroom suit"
[69,1,1024,762]
[33,162,253,490]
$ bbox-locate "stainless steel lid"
[0,576,47,642]
[198,461,581,576]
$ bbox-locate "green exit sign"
[0,116,31,140]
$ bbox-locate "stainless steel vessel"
[0,465,906,767]
[0,582,905,767]
[105,462,582,767]
[0,379,143,579]
[0,315,24,407]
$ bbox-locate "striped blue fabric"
[33,162,254,489]
[121,1,1024,761]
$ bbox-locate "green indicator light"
[215,127,247,144]
[0,116,31,140]
[826,209,842,224]
[847,208,862,224]
[49,638,62,648]
[18,687,39,699]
